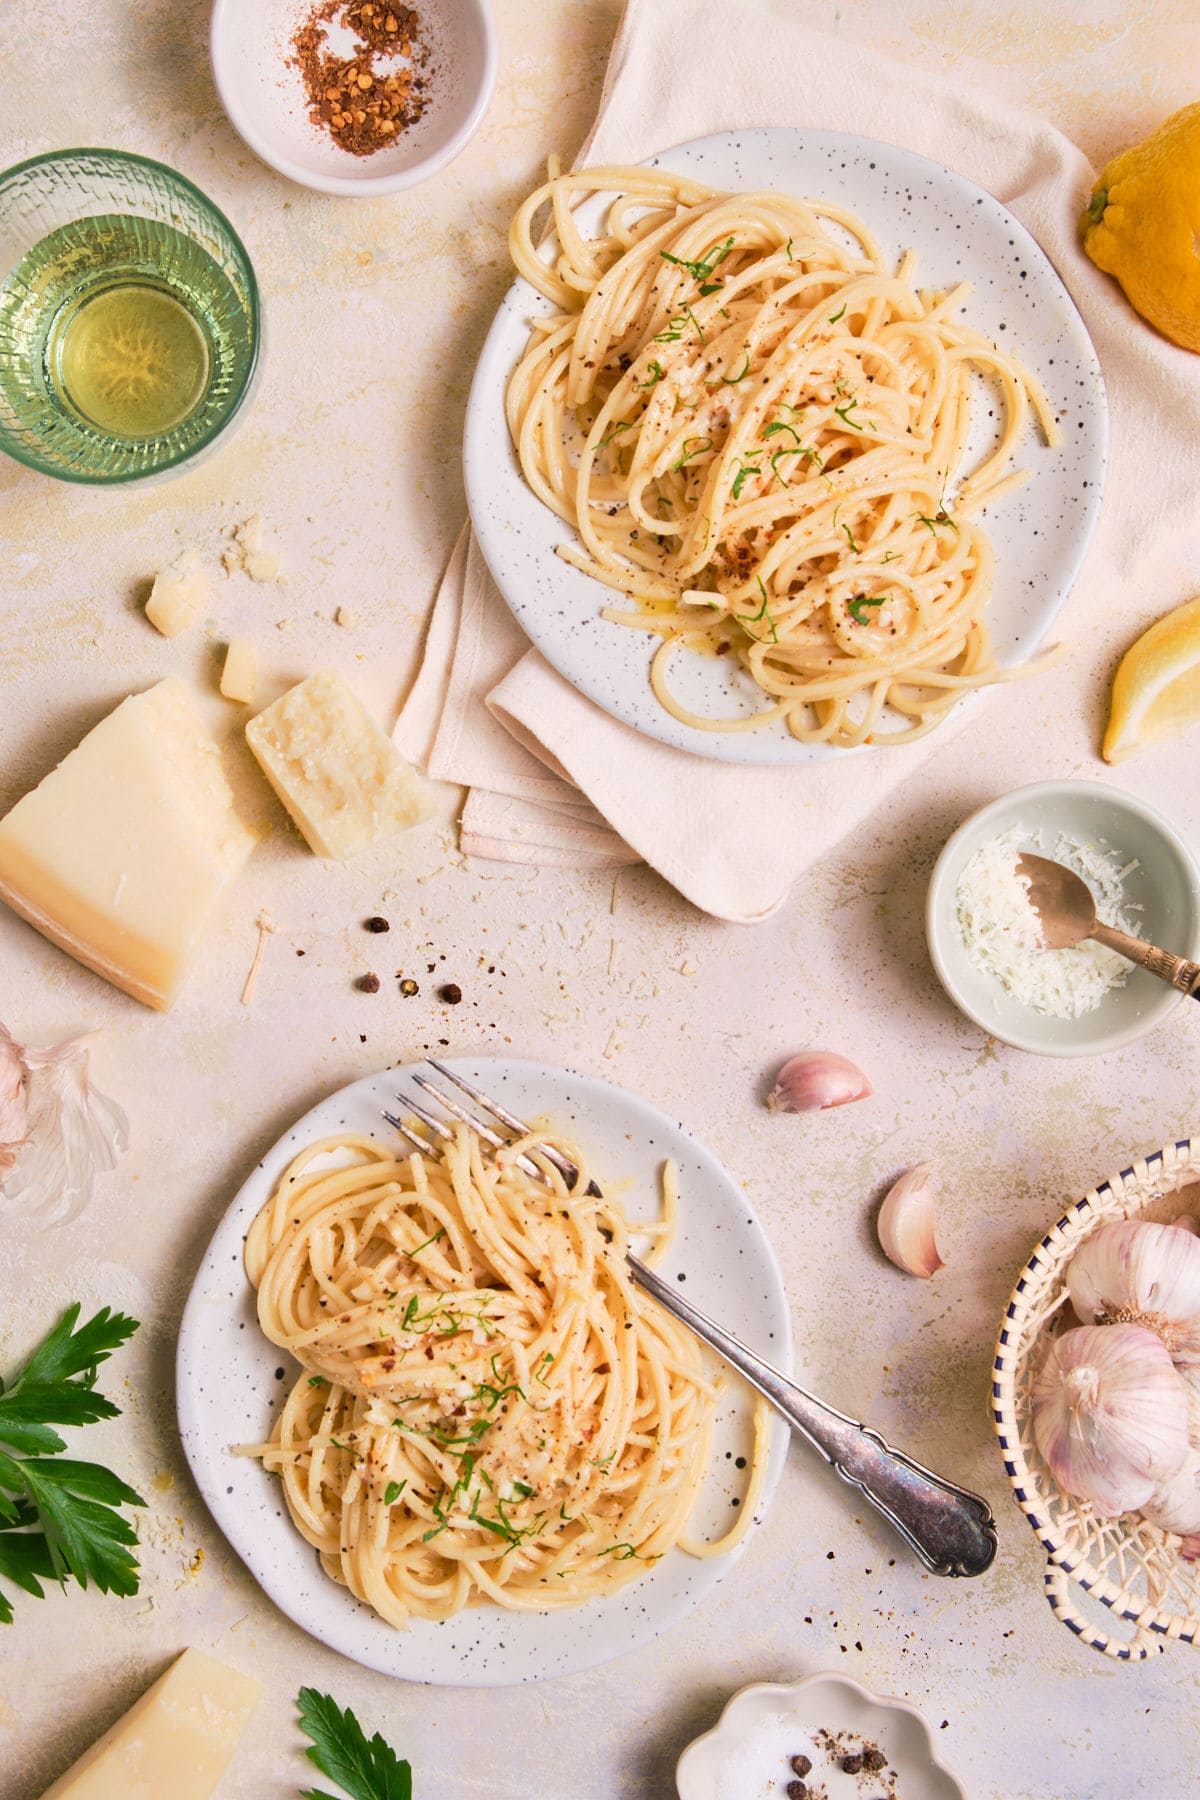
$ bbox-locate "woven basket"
[992,1137,1200,1660]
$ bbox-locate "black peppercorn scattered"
[785,1783,807,1800]
[439,983,462,1004]
[364,916,390,933]
[399,978,419,997]
[862,1748,887,1772]
[841,1753,864,1774]
[789,1755,812,1777]
[357,973,381,993]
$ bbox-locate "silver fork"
[383,1060,998,1579]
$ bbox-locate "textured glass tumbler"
[0,149,260,483]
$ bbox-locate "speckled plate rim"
[176,1057,792,1686]
[464,124,1108,765]
[674,1671,967,1799]
[925,778,1200,1056]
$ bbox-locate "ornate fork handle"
[629,1254,997,1578]
[1092,922,1200,996]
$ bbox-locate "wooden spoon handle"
[1092,921,1200,995]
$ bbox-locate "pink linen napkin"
[395,0,1200,922]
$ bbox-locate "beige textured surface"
[2,3,1199,1797]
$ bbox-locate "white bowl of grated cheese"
[926,780,1200,1057]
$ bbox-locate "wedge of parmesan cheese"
[39,1647,261,1800]
[145,549,208,637]
[0,680,258,1010]
[245,669,434,859]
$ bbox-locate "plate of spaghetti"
[464,128,1106,761]
[176,1058,790,1684]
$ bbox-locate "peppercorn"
[364,915,390,933]
[841,1752,864,1774]
[399,978,419,997]
[357,973,380,992]
[789,1755,812,1777]
[439,983,462,1004]
[862,1748,887,1771]
[786,1784,807,1800]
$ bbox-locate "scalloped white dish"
[676,1673,966,1799]
[176,1057,791,1685]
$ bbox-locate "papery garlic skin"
[0,1025,128,1228]
[877,1164,944,1279]
[0,1024,28,1179]
[1141,1446,1200,1536]
[766,1051,872,1114]
[1031,1322,1189,1517]
[1067,1219,1200,1362]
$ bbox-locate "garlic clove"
[766,1051,872,1114]
[1173,1215,1200,1237]
[1031,1322,1190,1517]
[1066,1218,1200,1362]
[876,1164,944,1279]
[0,1024,127,1228]
[1140,1445,1200,1536]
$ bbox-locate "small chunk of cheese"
[219,639,258,705]
[0,679,258,1010]
[40,1647,261,1800]
[246,668,434,859]
[145,549,208,637]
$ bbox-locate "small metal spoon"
[1017,852,1200,997]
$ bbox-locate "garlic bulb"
[0,1026,27,1180]
[1141,1446,1200,1536]
[1067,1219,1200,1362]
[0,1023,128,1228]
[876,1164,944,1279]
[766,1052,872,1113]
[1031,1323,1189,1517]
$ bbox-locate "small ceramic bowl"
[210,0,497,197]
[926,779,1200,1057]
[675,1672,966,1799]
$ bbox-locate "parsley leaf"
[0,1304,143,1624]
[298,1687,412,1800]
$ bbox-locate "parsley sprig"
[660,234,734,295]
[0,1304,143,1625]
[298,1687,412,1800]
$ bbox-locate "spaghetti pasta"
[505,163,1062,748]
[239,1123,767,1627]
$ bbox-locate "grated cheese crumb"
[955,825,1141,1019]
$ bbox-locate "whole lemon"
[1082,101,1200,353]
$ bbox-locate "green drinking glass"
[0,148,260,484]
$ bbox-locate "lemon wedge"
[1102,595,1200,763]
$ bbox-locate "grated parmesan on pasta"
[955,825,1142,1019]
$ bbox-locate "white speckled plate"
[675,1673,967,1799]
[176,1058,791,1685]
[464,126,1107,764]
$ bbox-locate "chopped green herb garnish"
[669,436,713,472]
[383,1481,406,1506]
[408,1226,445,1257]
[828,303,847,323]
[598,421,633,449]
[762,420,801,445]
[297,1685,412,1800]
[735,577,779,644]
[638,360,665,389]
[721,348,750,385]
[916,510,959,534]
[0,1304,144,1625]
[842,521,860,553]
[653,316,687,343]
[785,237,794,260]
[833,396,863,430]
[731,460,761,500]
[308,1375,329,1389]
[599,1542,641,1560]
[534,1352,555,1385]
[847,594,887,624]
[682,303,705,346]
[660,235,733,291]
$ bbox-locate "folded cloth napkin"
[395,0,1200,922]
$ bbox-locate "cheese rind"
[39,1647,261,1800]
[246,668,434,859]
[219,638,258,705]
[0,679,258,1010]
[145,549,207,637]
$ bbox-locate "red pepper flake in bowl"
[291,0,432,158]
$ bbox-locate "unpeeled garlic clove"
[766,1051,872,1114]
[0,1024,28,1181]
[1066,1218,1200,1362]
[1140,1445,1200,1536]
[876,1163,944,1279]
